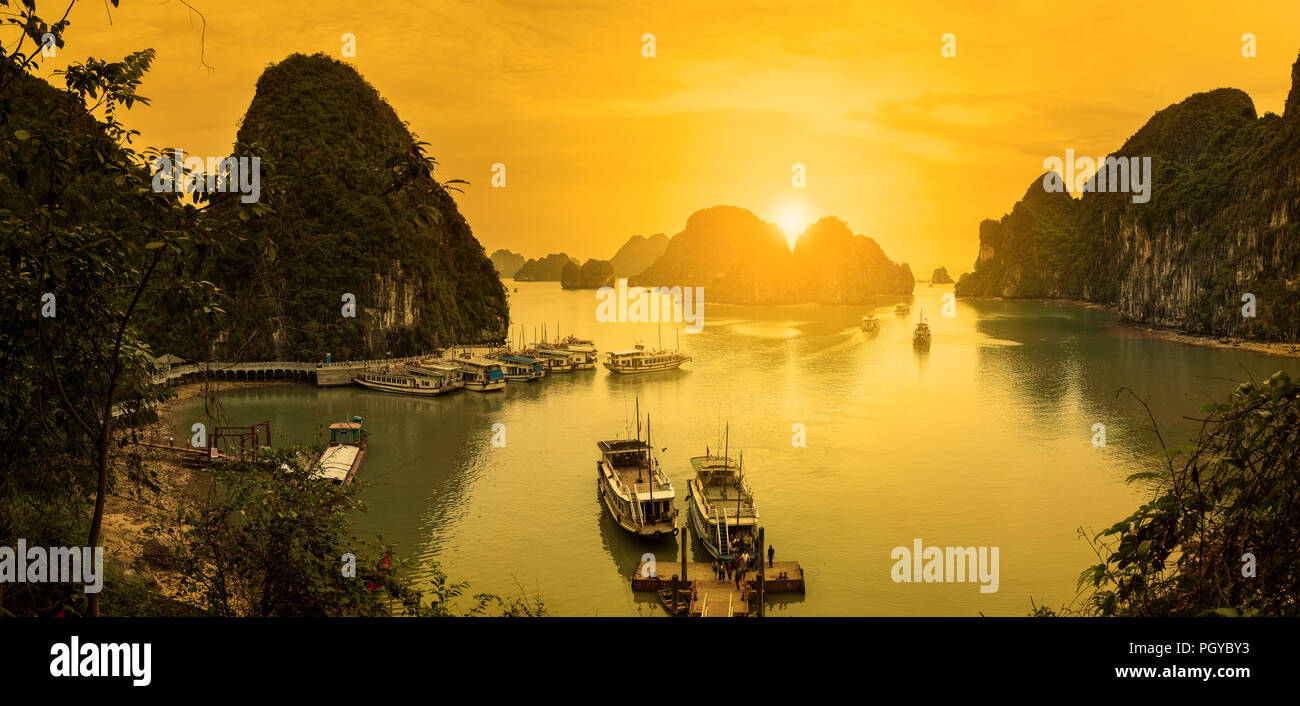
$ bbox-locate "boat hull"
[464,380,506,392]
[353,377,454,396]
[603,359,688,375]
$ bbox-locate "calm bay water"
[170,282,1297,616]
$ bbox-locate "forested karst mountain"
[561,258,616,289]
[490,249,526,278]
[189,53,507,359]
[609,233,670,277]
[514,253,579,281]
[631,206,913,304]
[956,51,1300,341]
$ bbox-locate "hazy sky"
[37,0,1300,274]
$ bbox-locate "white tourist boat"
[861,314,880,333]
[410,360,465,390]
[603,344,691,375]
[458,357,507,391]
[895,303,911,315]
[596,403,677,537]
[354,366,458,396]
[539,335,599,370]
[686,425,758,562]
[493,353,546,381]
[527,346,577,373]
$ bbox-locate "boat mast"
[647,412,654,520]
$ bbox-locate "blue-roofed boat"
[495,353,546,381]
[458,357,507,392]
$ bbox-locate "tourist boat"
[458,357,507,391]
[686,425,758,562]
[913,310,932,348]
[493,353,546,381]
[314,416,366,486]
[603,344,691,375]
[410,360,465,390]
[538,335,598,370]
[354,366,457,396]
[595,403,678,537]
[526,346,577,373]
[894,303,911,315]
[860,314,880,333]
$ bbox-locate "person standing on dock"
[168,436,174,447]
[768,545,775,568]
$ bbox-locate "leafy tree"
[0,0,260,616]
[1078,371,1299,616]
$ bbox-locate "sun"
[776,205,809,250]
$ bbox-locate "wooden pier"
[631,528,804,617]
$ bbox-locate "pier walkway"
[632,559,805,617]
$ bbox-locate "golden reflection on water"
[170,283,1296,616]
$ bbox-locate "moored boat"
[493,353,546,381]
[596,402,678,537]
[527,346,577,373]
[603,344,690,375]
[458,357,507,391]
[539,335,598,370]
[314,417,366,486]
[686,425,758,562]
[354,366,457,396]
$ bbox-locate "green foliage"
[0,0,267,616]
[178,52,509,361]
[1078,372,1300,616]
[149,446,400,616]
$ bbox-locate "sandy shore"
[100,379,303,610]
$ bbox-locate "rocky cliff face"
[514,253,577,281]
[560,258,616,289]
[956,53,1300,342]
[205,53,507,359]
[631,206,912,304]
[931,267,954,284]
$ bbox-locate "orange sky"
[35,0,1300,275]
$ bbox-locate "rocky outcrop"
[957,53,1300,342]
[514,253,578,281]
[561,258,616,289]
[199,53,507,359]
[930,267,954,284]
[490,249,525,278]
[631,206,912,304]
[793,217,915,303]
[608,233,669,277]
